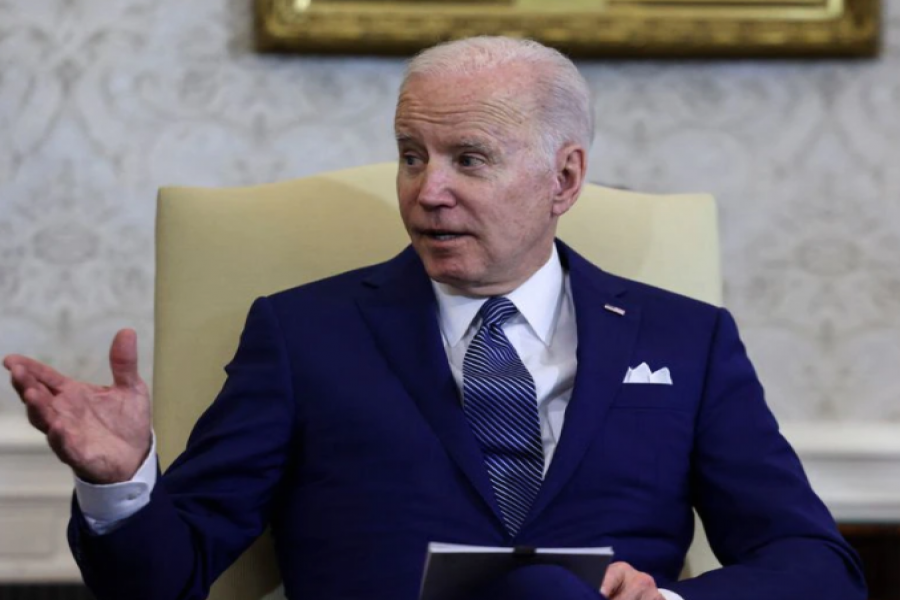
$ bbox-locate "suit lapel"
[356,247,504,526]
[523,242,642,531]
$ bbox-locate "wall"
[2,0,900,582]
[2,0,900,422]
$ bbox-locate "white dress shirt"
[432,245,576,475]
[75,245,684,600]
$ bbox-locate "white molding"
[0,415,81,582]
[0,417,898,582]
[783,422,900,522]
[782,422,900,457]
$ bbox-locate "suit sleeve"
[666,308,866,600]
[68,296,298,600]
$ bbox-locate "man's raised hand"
[4,329,152,484]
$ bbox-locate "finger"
[11,364,43,390]
[109,329,140,389]
[26,399,54,434]
[9,369,26,399]
[4,355,68,392]
[21,376,54,404]
[5,359,34,398]
[9,365,52,402]
[601,562,628,597]
[21,381,59,434]
[620,570,658,600]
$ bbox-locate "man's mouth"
[422,230,466,241]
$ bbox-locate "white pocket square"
[623,362,672,385]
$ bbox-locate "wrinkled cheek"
[397,202,416,232]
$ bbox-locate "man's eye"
[459,155,485,168]
[401,154,421,166]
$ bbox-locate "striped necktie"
[462,296,544,537]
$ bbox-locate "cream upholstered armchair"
[153,163,722,600]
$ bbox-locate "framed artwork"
[255,0,879,58]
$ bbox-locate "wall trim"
[782,423,900,522]
[0,416,80,583]
[0,417,898,582]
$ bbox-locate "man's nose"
[416,164,456,209]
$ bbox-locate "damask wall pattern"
[1,0,899,423]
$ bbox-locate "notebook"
[420,542,614,600]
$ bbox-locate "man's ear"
[551,144,587,217]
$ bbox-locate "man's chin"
[427,270,475,291]
[421,263,484,295]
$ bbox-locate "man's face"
[395,68,566,296]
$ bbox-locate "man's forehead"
[397,69,533,114]
[396,85,530,136]
[394,104,530,146]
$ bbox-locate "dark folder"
[419,542,614,600]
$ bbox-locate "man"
[5,37,865,600]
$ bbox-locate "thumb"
[109,328,140,389]
[600,562,625,598]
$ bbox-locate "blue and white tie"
[463,296,544,537]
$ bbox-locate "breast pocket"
[602,400,694,499]
[612,384,683,409]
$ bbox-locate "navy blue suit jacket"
[69,241,866,600]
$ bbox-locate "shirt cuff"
[73,432,158,535]
[659,589,685,600]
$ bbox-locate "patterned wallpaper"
[1,0,899,423]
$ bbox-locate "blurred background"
[1,0,899,597]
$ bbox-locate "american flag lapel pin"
[604,304,626,316]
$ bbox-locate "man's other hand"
[601,561,665,600]
[4,329,152,484]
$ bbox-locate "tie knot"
[479,296,518,329]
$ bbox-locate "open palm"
[4,329,152,484]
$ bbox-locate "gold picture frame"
[255,0,879,58]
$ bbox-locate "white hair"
[400,36,595,163]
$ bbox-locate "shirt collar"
[431,244,565,348]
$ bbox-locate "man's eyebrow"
[453,139,494,153]
[395,135,495,154]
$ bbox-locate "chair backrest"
[153,162,722,600]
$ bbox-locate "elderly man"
[5,37,864,600]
